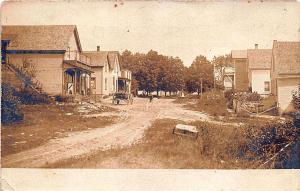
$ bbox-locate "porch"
[63,63,93,97]
[118,70,132,93]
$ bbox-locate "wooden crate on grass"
[172,124,199,139]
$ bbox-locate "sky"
[1,1,300,66]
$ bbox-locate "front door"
[91,77,96,94]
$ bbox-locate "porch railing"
[64,50,91,66]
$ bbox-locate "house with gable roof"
[247,45,272,95]
[231,50,249,91]
[271,40,300,113]
[2,25,93,96]
[83,47,124,96]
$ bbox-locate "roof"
[83,51,108,67]
[107,51,120,69]
[224,66,235,74]
[2,25,82,51]
[247,49,272,69]
[273,41,300,75]
[231,50,247,59]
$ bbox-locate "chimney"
[97,46,100,52]
[255,44,258,49]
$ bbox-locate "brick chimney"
[255,44,258,49]
[97,46,100,52]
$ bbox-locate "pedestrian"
[149,94,153,103]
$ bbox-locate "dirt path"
[1,98,171,167]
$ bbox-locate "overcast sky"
[1,1,300,66]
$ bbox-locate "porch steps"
[2,63,46,95]
[2,63,45,94]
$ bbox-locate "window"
[91,77,96,89]
[264,81,270,92]
[105,78,107,90]
[113,77,115,90]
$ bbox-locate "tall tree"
[211,54,232,88]
[185,55,213,94]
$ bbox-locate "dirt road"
[3,98,206,167]
[4,96,243,168]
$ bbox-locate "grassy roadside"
[1,103,117,156]
[174,91,229,117]
[46,118,297,169]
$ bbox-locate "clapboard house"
[247,45,272,95]
[231,50,249,92]
[83,49,121,96]
[271,41,300,113]
[2,25,93,96]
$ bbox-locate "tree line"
[120,49,232,95]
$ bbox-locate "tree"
[185,55,213,95]
[211,54,232,89]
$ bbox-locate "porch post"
[79,71,82,95]
[84,72,87,95]
[62,68,65,95]
[74,69,77,95]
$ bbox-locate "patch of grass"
[46,117,299,169]
[43,120,254,168]
[185,91,229,116]
[1,104,117,156]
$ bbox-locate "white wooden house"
[83,49,121,97]
[271,41,300,114]
[247,45,272,95]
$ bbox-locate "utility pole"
[213,61,216,90]
[201,78,203,95]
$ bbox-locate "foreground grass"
[1,103,117,156]
[47,118,276,169]
[174,91,229,117]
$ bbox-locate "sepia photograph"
[1,0,300,190]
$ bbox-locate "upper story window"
[105,62,108,72]
[105,78,107,90]
[264,81,270,92]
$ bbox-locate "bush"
[1,83,24,124]
[224,89,234,109]
[188,91,229,116]
[245,120,299,167]
[292,92,300,111]
[234,92,262,102]
[246,92,261,102]
[15,88,50,104]
[55,95,73,102]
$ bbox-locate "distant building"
[247,44,272,95]
[83,49,121,96]
[231,50,249,92]
[118,69,132,93]
[271,41,300,113]
[223,66,235,90]
[2,25,93,96]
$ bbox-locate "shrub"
[1,83,24,124]
[15,88,50,104]
[224,89,234,109]
[246,92,261,102]
[188,91,229,116]
[292,91,300,111]
[234,92,262,102]
[245,120,299,168]
[55,95,73,102]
